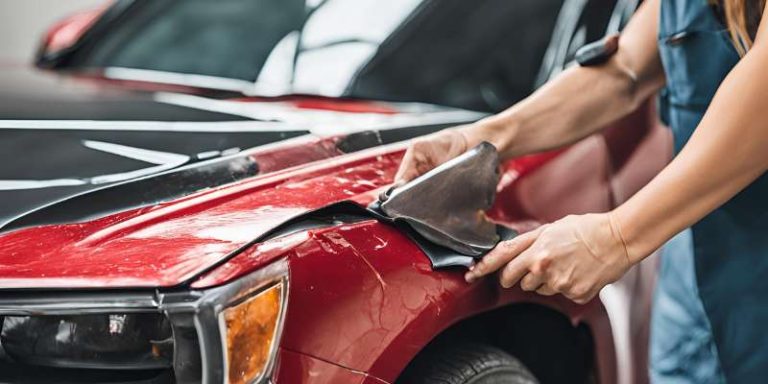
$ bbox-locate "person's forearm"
[612,43,768,262]
[470,60,656,158]
[463,0,665,158]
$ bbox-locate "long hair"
[714,0,766,55]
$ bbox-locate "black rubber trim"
[198,201,515,274]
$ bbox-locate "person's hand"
[464,213,633,304]
[393,127,471,186]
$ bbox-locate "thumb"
[394,169,420,186]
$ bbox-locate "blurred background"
[0,0,105,63]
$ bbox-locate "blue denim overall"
[651,0,768,382]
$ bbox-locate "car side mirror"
[34,5,109,68]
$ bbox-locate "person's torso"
[657,0,766,225]
[657,1,768,381]
[658,0,739,148]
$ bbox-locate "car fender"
[268,219,615,382]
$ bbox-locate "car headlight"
[162,258,289,384]
[0,313,172,369]
[221,282,283,384]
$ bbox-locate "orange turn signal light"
[221,282,284,384]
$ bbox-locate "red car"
[0,1,668,383]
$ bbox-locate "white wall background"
[0,0,106,63]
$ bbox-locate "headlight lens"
[221,282,284,384]
[0,313,172,369]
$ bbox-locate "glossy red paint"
[230,96,399,114]
[489,134,613,226]
[248,135,343,174]
[0,140,399,289]
[40,4,110,54]
[274,348,389,384]
[274,220,599,382]
[191,231,310,289]
[293,99,398,114]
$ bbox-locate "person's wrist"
[608,207,660,264]
[462,115,520,155]
[606,211,633,266]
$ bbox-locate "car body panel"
[0,143,401,289]
[275,349,389,384]
[276,219,598,381]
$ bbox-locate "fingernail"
[464,273,475,283]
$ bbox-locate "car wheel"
[397,342,539,384]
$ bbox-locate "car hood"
[0,143,403,290]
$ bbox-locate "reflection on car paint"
[0,140,189,191]
[153,92,485,134]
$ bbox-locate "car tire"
[397,342,539,384]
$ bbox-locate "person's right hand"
[393,127,471,186]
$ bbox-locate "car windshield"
[70,0,618,111]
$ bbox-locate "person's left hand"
[464,213,633,304]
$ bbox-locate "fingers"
[519,270,544,291]
[393,146,420,185]
[536,284,558,296]
[563,285,599,305]
[462,214,613,306]
[465,227,541,283]
[497,245,536,288]
[394,128,468,185]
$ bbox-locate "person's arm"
[612,9,768,263]
[465,4,768,304]
[395,0,665,183]
[465,0,664,158]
